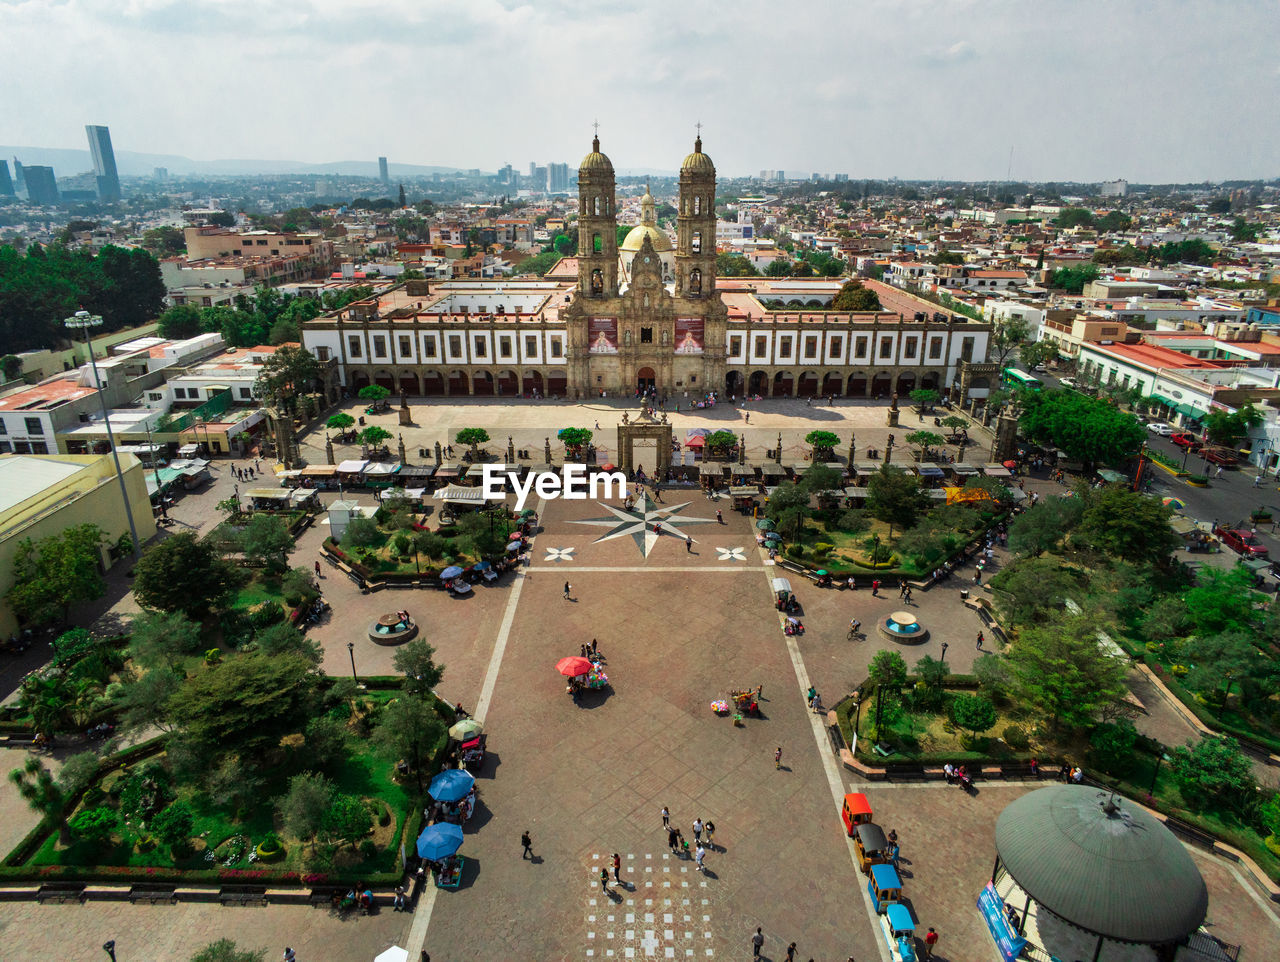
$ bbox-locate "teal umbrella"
[756,519,775,530]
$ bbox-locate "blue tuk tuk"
[879,902,917,962]
[867,862,903,912]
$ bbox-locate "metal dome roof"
[995,786,1207,945]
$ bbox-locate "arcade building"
[302,135,993,402]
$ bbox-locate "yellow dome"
[620,223,673,252]
[681,136,715,173]
[579,135,613,173]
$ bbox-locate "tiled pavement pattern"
[583,852,714,959]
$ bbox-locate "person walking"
[923,927,939,959]
[704,819,715,847]
[774,746,782,769]
[668,827,679,853]
[685,535,693,552]
[871,579,880,597]
[1254,473,1263,488]
[314,560,322,579]
[976,631,984,651]
[693,817,703,843]
[661,805,670,829]
[695,843,706,873]
[716,509,723,524]
[521,830,532,859]
[751,928,764,958]
[283,949,296,962]
[612,852,621,883]
[600,867,610,892]
[564,581,571,600]
[786,942,797,961]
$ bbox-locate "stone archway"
[472,371,495,396]
[373,369,395,391]
[848,373,867,397]
[447,371,470,396]
[496,369,518,396]
[421,370,444,395]
[350,371,371,392]
[636,366,656,394]
[547,372,568,397]
[748,371,769,396]
[821,372,843,396]
[617,415,672,477]
[725,371,744,397]
[772,371,793,397]
[921,372,940,391]
[523,371,544,396]
[871,373,892,398]
[797,372,819,397]
[398,371,420,396]
[896,372,917,396]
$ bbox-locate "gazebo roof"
[995,786,1207,944]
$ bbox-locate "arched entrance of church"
[896,372,917,396]
[523,371,543,396]
[748,371,768,396]
[398,372,419,396]
[921,372,940,391]
[421,370,444,395]
[547,373,568,398]
[472,371,495,396]
[847,373,867,397]
[636,367,656,395]
[373,369,395,392]
[725,371,744,397]
[447,371,469,396]
[797,373,819,397]
[772,372,793,397]
[822,372,843,397]
[871,373,892,398]
[496,370,518,396]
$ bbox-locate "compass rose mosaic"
[570,492,717,557]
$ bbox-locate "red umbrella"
[508,531,523,541]
[601,462,617,472]
[1002,460,1018,469]
[685,435,706,448]
[556,656,592,677]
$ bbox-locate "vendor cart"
[435,855,465,890]
[729,687,761,717]
[459,734,487,772]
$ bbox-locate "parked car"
[1059,377,1077,389]
[1214,525,1269,558]
[1170,433,1202,450]
[1201,446,1238,466]
[1147,422,1174,436]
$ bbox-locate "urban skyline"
[1,0,1276,183]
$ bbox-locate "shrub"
[1089,720,1138,775]
[69,806,117,844]
[393,533,411,556]
[1002,725,1030,750]
[249,601,285,629]
[814,542,834,553]
[786,544,805,559]
[359,839,379,861]
[204,648,221,664]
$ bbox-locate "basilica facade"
[561,134,729,397]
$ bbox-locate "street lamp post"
[940,642,949,668]
[65,311,141,559]
[144,423,165,518]
[103,941,116,962]
[347,641,358,684]
[1147,751,1171,799]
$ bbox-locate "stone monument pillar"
[886,393,900,427]
[544,437,552,464]
[507,436,515,463]
[398,433,407,465]
[326,435,335,465]
[990,413,1019,463]
[739,434,746,465]
[398,391,412,426]
[847,433,856,466]
[434,440,442,465]
[775,432,783,465]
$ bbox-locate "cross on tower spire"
[591,119,600,153]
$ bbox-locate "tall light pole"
[347,641,358,683]
[144,422,166,518]
[65,311,140,558]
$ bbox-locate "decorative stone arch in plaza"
[616,415,672,477]
[956,359,998,402]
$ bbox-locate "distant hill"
[0,145,472,179]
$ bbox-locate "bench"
[129,885,176,904]
[219,889,268,907]
[923,766,947,779]
[309,888,346,908]
[36,884,85,904]
[981,766,1003,779]
[873,742,894,758]
[826,724,844,758]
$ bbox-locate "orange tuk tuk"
[842,792,873,835]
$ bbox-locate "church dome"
[579,136,613,173]
[681,136,715,173]
[620,186,672,252]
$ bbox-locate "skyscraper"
[0,160,13,197]
[378,156,389,183]
[85,125,121,202]
[548,162,569,193]
[12,158,25,193]
[23,166,59,205]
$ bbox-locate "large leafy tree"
[1185,631,1270,708]
[804,430,840,460]
[989,557,1083,626]
[557,427,593,458]
[764,480,810,541]
[1007,496,1085,557]
[391,639,446,698]
[238,514,293,574]
[1017,390,1145,467]
[866,464,928,539]
[1003,613,1130,730]
[133,533,238,616]
[252,345,321,414]
[8,757,73,844]
[166,653,320,771]
[831,279,881,311]
[1169,737,1256,815]
[129,610,204,670]
[373,694,447,792]
[158,304,203,339]
[277,772,332,849]
[988,315,1030,369]
[1203,403,1262,446]
[1073,486,1179,566]
[868,649,908,734]
[7,523,107,626]
[950,694,998,742]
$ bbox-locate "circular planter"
[255,840,285,862]
[876,611,930,645]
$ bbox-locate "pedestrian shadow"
[699,868,718,880]
[776,764,792,773]
[604,887,624,903]
[526,854,544,865]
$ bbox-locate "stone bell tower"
[675,132,718,299]
[577,132,618,299]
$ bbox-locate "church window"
[961,337,974,362]
[804,339,817,359]
[550,338,563,358]
[779,339,792,359]
[689,269,702,293]
[524,335,537,357]
[829,336,842,356]
[694,196,701,215]
[641,327,653,344]
[499,338,512,359]
[373,336,387,358]
[662,330,669,346]
[449,335,462,356]
[398,336,412,356]
[347,336,362,358]
[754,335,767,356]
[594,196,601,215]
[880,338,892,359]
[692,231,701,253]
[473,336,487,358]
[731,336,743,356]
[593,234,602,253]
[423,338,437,358]
[855,336,868,359]
[591,269,604,294]
[929,338,942,360]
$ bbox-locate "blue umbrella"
[428,768,475,802]
[441,565,464,580]
[473,561,492,571]
[416,822,464,860]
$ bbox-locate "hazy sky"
[2,0,1276,182]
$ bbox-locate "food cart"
[298,464,339,490]
[854,822,889,874]
[866,862,903,913]
[729,485,759,513]
[772,577,798,612]
[841,792,873,835]
[879,903,918,961]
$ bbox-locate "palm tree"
[9,758,72,844]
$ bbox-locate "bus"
[1001,367,1043,391]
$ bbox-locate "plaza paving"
[2,396,1279,960]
